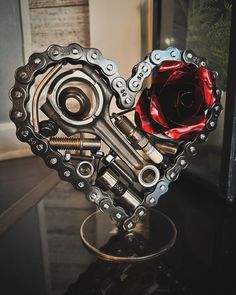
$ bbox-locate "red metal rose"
[135,61,216,140]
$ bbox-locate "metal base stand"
[80,209,177,263]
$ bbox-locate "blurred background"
[0,1,235,295]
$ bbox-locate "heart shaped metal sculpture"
[9,44,222,231]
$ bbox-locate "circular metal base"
[80,209,177,263]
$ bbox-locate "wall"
[0,0,31,160]
[89,0,141,79]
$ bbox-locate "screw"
[214,105,221,112]
[155,54,160,60]
[132,81,139,88]
[36,144,43,151]
[21,130,29,137]
[14,91,22,98]
[72,48,79,54]
[138,210,145,217]
[200,134,206,140]
[78,181,84,188]
[50,158,57,165]
[149,197,155,204]
[189,146,196,153]
[64,170,70,177]
[125,98,131,104]
[170,172,176,179]
[19,72,27,79]
[116,81,122,88]
[15,111,23,118]
[34,57,41,64]
[64,153,71,161]
[200,61,206,67]
[116,213,122,219]
[180,159,186,166]
[142,65,148,72]
[103,203,109,209]
[127,222,133,229]
[210,121,216,127]
[171,51,176,57]
[160,185,165,191]
[107,64,113,71]
[91,52,97,59]
[187,52,193,59]
[213,71,218,78]
[90,193,97,200]
[52,49,59,56]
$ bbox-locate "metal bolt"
[64,170,70,177]
[214,105,220,112]
[36,144,43,151]
[171,51,176,57]
[52,49,59,56]
[34,57,41,64]
[19,72,27,79]
[200,61,206,67]
[213,71,218,78]
[200,134,206,140]
[170,172,176,179]
[14,91,22,98]
[210,121,216,127]
[107,64,113,71]
[50,158,57,165]
[187,52,193,59]
[180,159,186,166]
[138,210,145,217]
[149,197,155,204]
[142,65,148,72]
[72,48,79,54]
[116,81,122,88]
[189,146,196,153]
[216,89,221,96]
[116,213,122,219]
[103,203,110,209]
[125,98,131,104]
[155,54,160,60]
[64,153,71,161]
[15,111,23,118]
[127,222,133,229]
[160,185,165,191]
[91,52,97,59]
[132,81,139,88]
[21,130,29,137]
[90,193,97,200]
[78,181,84,188]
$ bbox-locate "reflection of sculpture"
[64,233,190,295]
[9,44,222,231]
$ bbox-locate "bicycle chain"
[10,44,222,231]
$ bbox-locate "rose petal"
[150,92,169,129]
[135,91,160,134]
[165,117,206,140]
